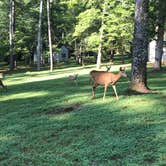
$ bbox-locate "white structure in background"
[53,45,69,63]
[148,32,166,64]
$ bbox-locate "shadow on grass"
[0,68,166,165]
[0,93,165,165]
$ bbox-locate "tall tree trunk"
[154,0,166,70]
[47,0,53,72]
[9,0,15,71]
[96,1,106,69]
[36,0,43,71]
[130,0,150,93]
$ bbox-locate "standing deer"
[89,65,111,85]
[68,74,78,86]
[90,67,127,100]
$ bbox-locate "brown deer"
[68,74,78,86]
[89,65,111,85]
[90,67,127,100]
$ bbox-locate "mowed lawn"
[0,65,166,166]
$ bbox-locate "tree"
[130,0,150,93]
[72,0,134,65]
[96,0,106,69]
[47,0,53,71]
[154,0,166,70]
[9,0,15,71]
[36,0,43,71]
[103,0,134,62]
[0,0,8,62]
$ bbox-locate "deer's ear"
[120,67,125,71]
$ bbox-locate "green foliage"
[85,33,99,51]
[72,0,135,57]
[0,0,9,60]
[0,0,159,65]
[73,8,100,38]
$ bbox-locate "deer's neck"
[112,73,122,84]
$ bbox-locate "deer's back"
[90,71,115,85]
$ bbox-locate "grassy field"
[0,64,166,166]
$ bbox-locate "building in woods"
[53,45,69,63]
[148,33,166,64]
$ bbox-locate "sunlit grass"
[0,91,49,101]
[0,64,166,165]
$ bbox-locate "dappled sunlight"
[0,135,15,142]
[5,66,90,85]
[0,0,166,162]
[5,64,131,86]
[63,93,90,103]
[49,114,72,121]
[0,65,166,165]
[0,91,49,102]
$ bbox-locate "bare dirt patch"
[46,103,82,115]
[144,157,156,164]
[109,154,122,161]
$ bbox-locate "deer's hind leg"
[112,85,119,100]
[92,83,98,99]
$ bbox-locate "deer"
[89,64,111,85]
[90,67,127,100]
[68,74,78,86]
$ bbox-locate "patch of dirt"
[109,154,122,161]
[46,103,82,115]
[144,158,156,164]
[122,106,128,109]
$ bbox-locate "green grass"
[0,65,166,166]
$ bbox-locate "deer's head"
[119,67,127,77]
[106,65,111,71]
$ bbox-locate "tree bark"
[47,0,53,71]
[9,0,15,71]
[154,0,166,70]
[36,0,43,71]
[130,0,150,93]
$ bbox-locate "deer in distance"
[68,74,78,86]
[90,67,127,100]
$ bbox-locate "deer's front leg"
[112,85,119,100]
[103,85,108,100]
